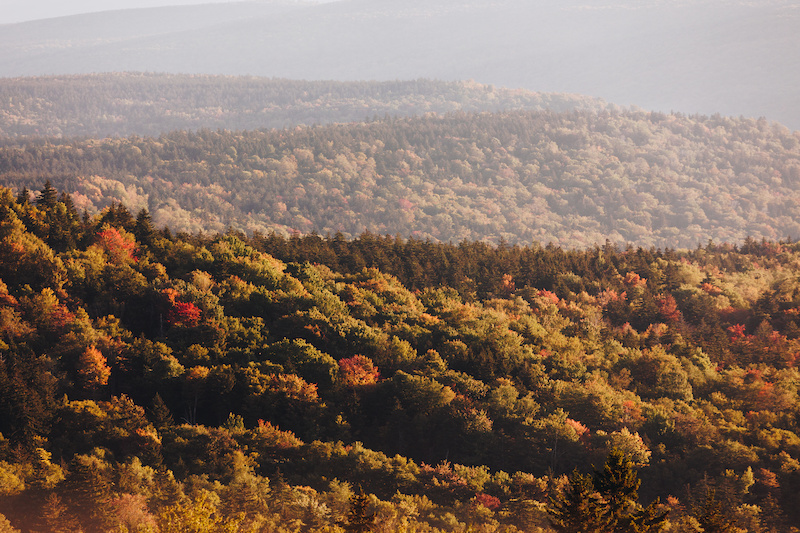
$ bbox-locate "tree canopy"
[0,184,798,531]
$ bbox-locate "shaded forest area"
[1,184,800,531]
[1,109,799,248]
[0,74,603,139]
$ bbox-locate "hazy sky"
[0,0,280,24]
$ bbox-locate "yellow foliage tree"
[157,491,241,533]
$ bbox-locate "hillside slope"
[2,109,800,248]
[2,185,800,531]
[0,0,798,130]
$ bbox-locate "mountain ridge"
[0,74,606,138]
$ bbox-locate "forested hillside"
[2,109,799,248]
[1,184,800,531]
[0,74,604,139]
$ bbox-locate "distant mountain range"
[1,0,798,131]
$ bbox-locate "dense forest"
[0,74,604,139]
[1,109,799,248]
[2,183,800,531]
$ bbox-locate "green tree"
[693,488,739,533]
[35,180,58,209]
[65,453,114,533]
[549,470,608,533]
[148,392,175,431]
[593,448,667,533]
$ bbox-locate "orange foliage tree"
[338,355,380,387]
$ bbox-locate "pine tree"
[65,455,114,533]
[40,493,80,533]
[549,470,608,533]
[15,187,30,206]
[149,393,175,430]
[694,489,738,533]
[134,207,156,246]
[593,448,640,531]
[593,449,668,533]
[344,489,374,532]
[36,180,58,209]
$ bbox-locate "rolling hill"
[0,74,605,138]
[2,109,799,248]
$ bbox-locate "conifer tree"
[593,448,641,531]
[550,451,668,533]
[135,207,156,246]
[36,180,58,209]
[694,489,738,533]
[593,448,668,533]
[149,392,175,430]
[15,187,30,206]
[40,494,79,533]
[65,455,114,533]
[344,488,374,532]
[549,470,608,533]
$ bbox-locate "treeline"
[1,183,800,531]
[0,73,603,139]
[1,109,799,248]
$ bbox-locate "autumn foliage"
[161,288,201,327]
[2,183,800,532]
[96,226,137,263]
[338,355,380,387]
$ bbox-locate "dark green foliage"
[35,181,57,209]
[148,392,175,430]
[593,449,642,531]
[0,347,56,445]
[549,470,608,533]
[134,208,156,246]
[593,449,668,533]
[64,454,113,533]
[550,451,668,533]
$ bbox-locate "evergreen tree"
[15,187,30,206]
[593,448,641,531]
[149,392,175,431]
[694,489,738,533]
[40,494,80,533]
[344,488,374,532]
[593,449,668,533]
[134,207,156,246]
[36,180,58,209]
[549,470,608,533]
[65,455,114,533]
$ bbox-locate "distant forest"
[0,74,604,138]
[1,108,799,248]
